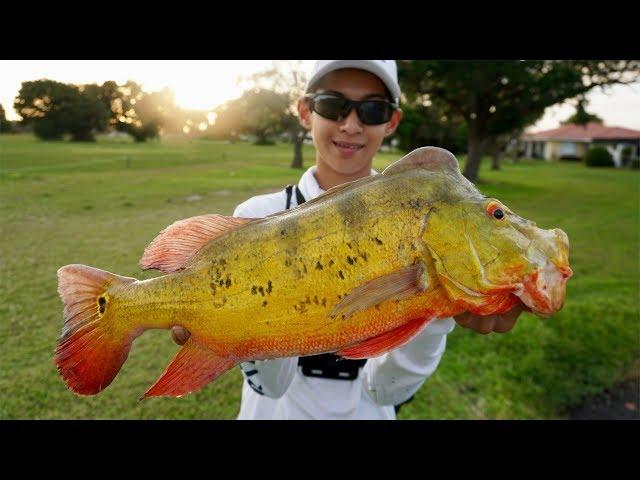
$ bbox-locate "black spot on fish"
[225,275,231,288]
[346,256,356,265]
[410,242,417,251]
[98,296,106,314]
[313,295,318,305]
[359,252,369,262]
[305,296,311,305]
[294,301,308,314]
[218,279,224,287]
[258,286,264,297]
[267,281,272,294]
[315,261,323,270]
[251,286,258,295]
[337,294,342,300]
[346,242,352,249]
[322,298,326,307]
[328,260,334,267]
[374,237,383,245]
[281,229,286,236]
[210,282,217,296]
[262,300,268,307]
[338,270,345,279]
[303,263,307,274]
[284,258,291,267]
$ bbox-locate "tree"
[398,60,640,182]
[393,98,467,154]
[243,89,291,145]
[111,82,179,141]
[560,96,603,125]
[13,79,109,141]
[212,88,291,146]
[209,100,244,142]
[247,61,309,168]
[83,80,180,142]
[0,104,12,133]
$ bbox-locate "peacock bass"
[55,146,572,399]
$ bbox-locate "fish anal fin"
[329,262,428,320]
[141,338,236,399]
[140,214,256,273]
[336,316,432,360]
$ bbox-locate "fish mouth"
[514,263,573,317]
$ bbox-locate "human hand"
[171,326,191,345]
[453,304,524,334]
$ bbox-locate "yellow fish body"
[55,147,572,398]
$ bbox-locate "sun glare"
[0,60,316,121]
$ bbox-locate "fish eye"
[486,201,506,220]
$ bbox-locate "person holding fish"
[168,60,526,419]
[56,60,572,416]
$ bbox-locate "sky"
[1,60,638,132]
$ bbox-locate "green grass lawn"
[1,134,638,419]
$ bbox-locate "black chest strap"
[284,184,307,209]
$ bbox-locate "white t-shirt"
[233,166,456,420]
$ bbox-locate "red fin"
[55,264,138,395]
[336,316,431,360]
[141,338,236,399]
[329,262,428,320]
[140,214,255,273]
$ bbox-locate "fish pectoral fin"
[140,214,257,273]
[140,338,236,399]
[336,316,432,360]
[329,262,428,320]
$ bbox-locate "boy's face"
[298,69,402,180]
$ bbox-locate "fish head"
[423,197,572,318]
[384,146,572,318]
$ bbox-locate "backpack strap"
[284,184,295,210]
[284,184,307,210]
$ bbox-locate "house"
[520,122,640,167]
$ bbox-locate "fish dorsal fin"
[336,315,432,359]
[141,338,236,399]
[140,214,256,273]
[329,262,429,320]
[382,146,460,176]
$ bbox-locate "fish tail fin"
[55,264,139,395]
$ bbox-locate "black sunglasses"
[305,93,398,125]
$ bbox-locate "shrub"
[621,146,634,167]
[584,146,614,167]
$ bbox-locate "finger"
[493,315,516,333]
[504,304,524,322]
[171,326,191,345]
[474,317,495,335]
[454,312,475,326]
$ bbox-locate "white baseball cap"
[305,60,401,103]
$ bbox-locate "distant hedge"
[585,146,614,167]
